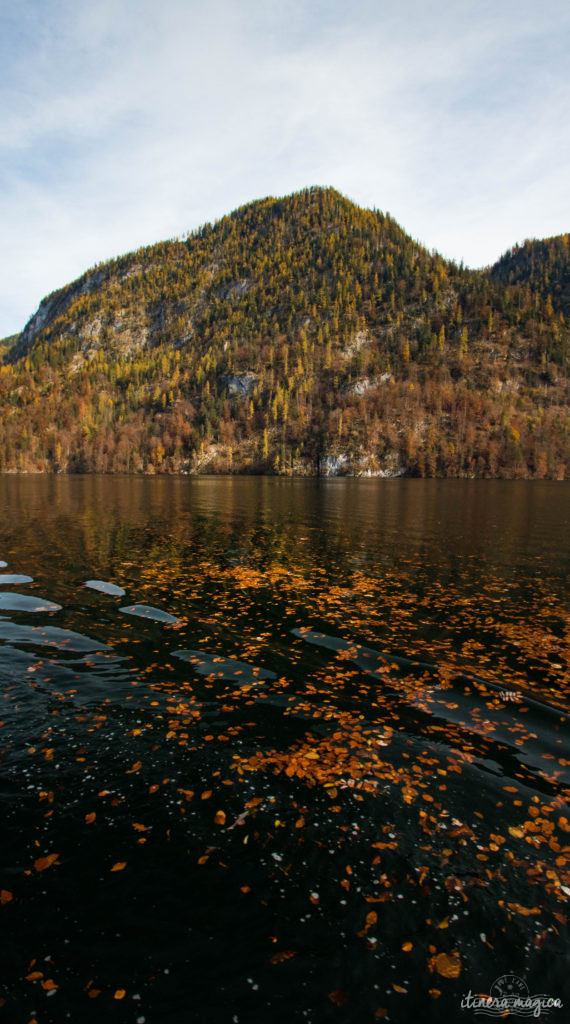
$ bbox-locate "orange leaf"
[110,861,127,872]
[114,989,126,1000]
[201,790,212,800]
[270,950,296,964]
[126,761,142,774]
[26,971,43,981]
[41,979,58,991]
[328,989,348,1006]
[85,812,96,824]
[402,941,413,952]
[34,853,59,872]
[507,902,541,917]
[214,810,226,825]
[1,889,13,905]
[434,952,461,978]
[132,823,149,832]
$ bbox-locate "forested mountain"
[491,234,570,317]
[0,187,568,477]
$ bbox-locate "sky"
[1,0,569,338]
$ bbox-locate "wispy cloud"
[1,0,569,335]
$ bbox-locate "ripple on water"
[0,593,61,612]
[120,604,180,624]
[85,579,126,597]
[172,648,276,683]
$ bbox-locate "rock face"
[18,270,105,351]
[349,373,393,395]
[319,455,348,476]
[216,279,251,301]
[221,373,258,397]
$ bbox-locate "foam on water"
[0,592,61,612]
[85,579,126,597]
[0,622,111,652]
[120,603,180,624]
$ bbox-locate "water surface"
[0,476,568,1022]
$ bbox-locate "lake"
[0,476,569,1022]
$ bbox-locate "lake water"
[0,476,569,1022]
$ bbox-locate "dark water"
[0,476,569,1024]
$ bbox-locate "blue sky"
[1,0,569,338]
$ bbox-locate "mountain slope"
[1,187,568,478]
[490,234,570,316]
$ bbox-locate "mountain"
[1,186,568,478]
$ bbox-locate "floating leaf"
[110,861,127,872]
[270,950,296,964]
[34,853,59,872]
[434,952,461,978]
[328,990,348,1006]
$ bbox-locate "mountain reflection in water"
[0,476,568,1023]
